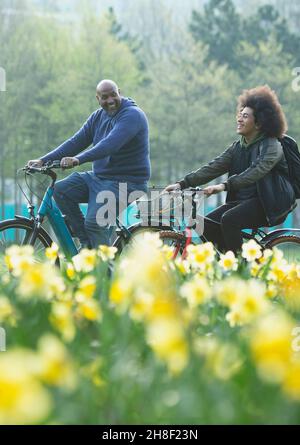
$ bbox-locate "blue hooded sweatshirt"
[41,98,151,183]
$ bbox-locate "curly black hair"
[237,85,287,138]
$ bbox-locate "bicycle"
[113,187,300,263]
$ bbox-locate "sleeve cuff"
[178,179,188,190]
[40,155,53,163]
[75,153,88,164]
[222,182,228,192]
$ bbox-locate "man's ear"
[118,89,121,95]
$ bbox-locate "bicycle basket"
[135,188,202,227]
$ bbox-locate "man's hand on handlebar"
[60,157,79,170]
[27,159,43,168]
[26,157,79,171]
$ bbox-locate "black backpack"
[279,134,300,199]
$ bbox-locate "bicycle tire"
[264,234,300,263]
[0,218,59,265]
[114,226,186,257]
[158,230,187,258]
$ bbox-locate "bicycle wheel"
[159,230,187,258]
[0,218,54,259]
[115,226,186,258]
[265,235,300,263]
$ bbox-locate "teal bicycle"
[0,163,187,263]
[0,162,78,262]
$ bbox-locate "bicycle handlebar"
[23,160,62,174]
[22,160,64,185]
[47,160,61,168]
[166,187,203,194]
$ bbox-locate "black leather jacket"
[179,137,296,226]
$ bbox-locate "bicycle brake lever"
[24,165,40,173]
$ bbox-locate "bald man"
[27,80,150,248]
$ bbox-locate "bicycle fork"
[26,216,43,246]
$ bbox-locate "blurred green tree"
[189,0,300,70]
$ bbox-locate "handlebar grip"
[25,166,41,173]
[189,187,203,192]
[46,160,61,168]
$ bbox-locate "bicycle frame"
[18,162,80,258]
[113,190,283,257]
[34,182,78,258]
[113,189,202,249]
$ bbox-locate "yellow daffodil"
[147,297,180,321]
[17,263,65,300]
[66,262,76,280]
[180,275,212,307]
[219,250,238,272]
[250,260,261,277]
[266,282,278,299]
[80,357,105,387]
[0,349,52,424]
[194,337,243,380]
[280,276,300,310]
[76,299,102,321]
[186,242,216,271]
[225,279,269,327]
[258,248,273,265]
[113,233,173,297]
[282,359,300,401]
[50,302,76,342]
[4,245,35,276]
[161,244,176,261]
[146,317,188,375]
[45,242,59,263]
[241,239,262,262]
[0,296,18,326]
[174,258,191,275]
[250,310,295,384]
[75,275,97,300]
[129,291,154,321]
[72,248,97,273]
[267,259,290,282]
[214,277,245,307]
[109,279,133,312]
[37,334,77,389]
[98,245,117,261]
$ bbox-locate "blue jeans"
[53,171,147,248]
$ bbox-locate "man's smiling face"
[96,83,122,116]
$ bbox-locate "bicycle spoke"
[276,242,300,263]
[21,230,32,245]
[268,238,300,263]
[35,244,47,255]
[0,230,7,245]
